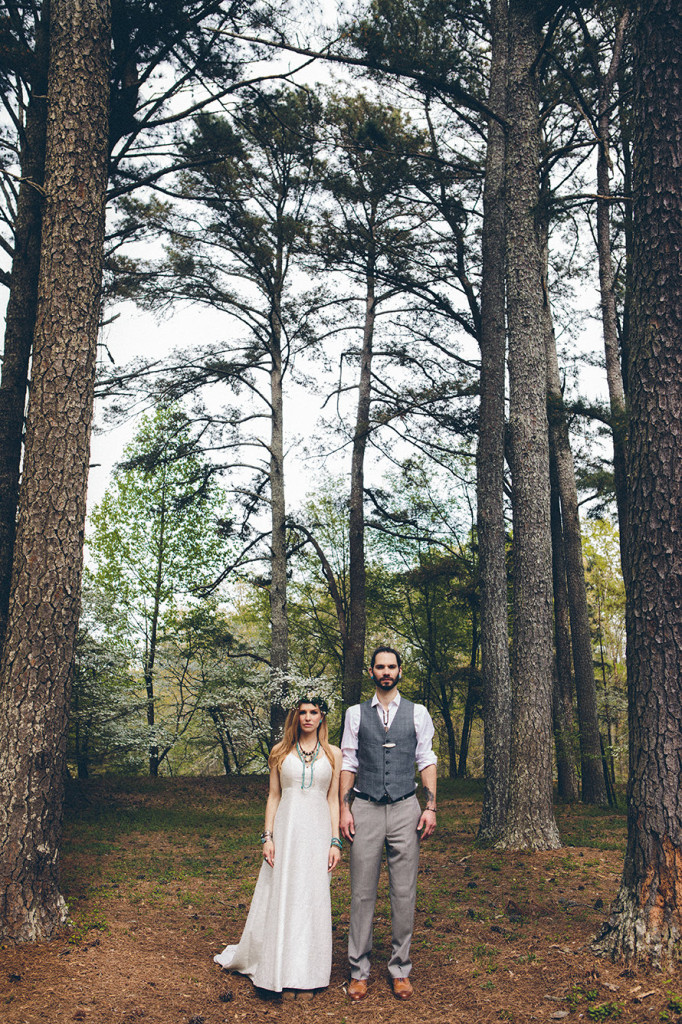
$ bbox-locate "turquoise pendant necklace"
[296,740,320,789]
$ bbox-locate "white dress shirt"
[341,690,437,775]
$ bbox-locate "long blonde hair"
[268,700,335,773]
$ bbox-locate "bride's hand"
[263,839,275,867]
[328,846,341,872]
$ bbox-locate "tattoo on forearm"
[343,791,356,807]
[423,786,436,811]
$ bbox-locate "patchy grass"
[0,776,677,1024]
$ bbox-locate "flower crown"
[269,670,337,715]
[293,694,329,715]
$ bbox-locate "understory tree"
[88,405,226,776]
[316,92,440,711]
[134,87,324,737]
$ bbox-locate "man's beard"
[375,676,398,690]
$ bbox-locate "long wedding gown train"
[214,750,333,991]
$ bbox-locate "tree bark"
[595,13,630,568]
[593,0,682,962]
[543,258,608,806]
[0,6,50,652]
[549,440,580,803]
[0,0,110,942]
[144,482,166,777]
[458,611,480,778]
[343,257,376,711]
[269,303,288,739]
[438,673,459,778]
[496,0,559,851]
[477,0,512,843]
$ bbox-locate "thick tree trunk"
[496,0,559,851]
[477,0,512,843]
[0,8,50,652]
[343,262,375,710]
[549,443,580,803]
[0,0,110,942]
[593,0,682,962]
[543,263,608,806]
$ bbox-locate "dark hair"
[370,645,402,669]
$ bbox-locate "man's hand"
[340,804,355,842]
[417,808,436,839]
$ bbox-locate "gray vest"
[356,697,417,801]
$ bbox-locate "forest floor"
[2,776,681,1024]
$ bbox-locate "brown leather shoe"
[392,976,413,1000]
[347,978,368,1001]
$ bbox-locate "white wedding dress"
[214,749,333,991]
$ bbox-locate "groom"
[339,645,437,1002]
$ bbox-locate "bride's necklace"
[296,740,320,789]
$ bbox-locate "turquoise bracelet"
[330,837,343,851]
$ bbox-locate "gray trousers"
[348,794,421,979]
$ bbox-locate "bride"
[214,697,342,997]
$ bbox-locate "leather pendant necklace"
[381,705,396,747]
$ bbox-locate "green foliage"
[667,993,682,1014]
[582,517,626,779]
[587,1003,624,1021]
[69,583,143,775]
[349,0,487,100]
[89,405,225,620]
[320,92,431,285]
[68,906,110,945]
[81,404,229,774]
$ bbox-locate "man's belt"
[354,790,415,805]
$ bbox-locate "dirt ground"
[1,777,680,1024]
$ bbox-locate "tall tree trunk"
[0,0,110,942]
[269,295,288,740]
[458,610,480,777]
[596,13,630,569]
[0,7,50,652]
[343,258,375,710]
[457,678,476,779]
[144,486,166,777]
[72,691,89,780]
[543,252,608,806]
[593,0,682,962]
[549,442,580,803]
[438,673,459,778]
[596,595,616,786]
[477,0,512,843]
[496,0,559,851]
